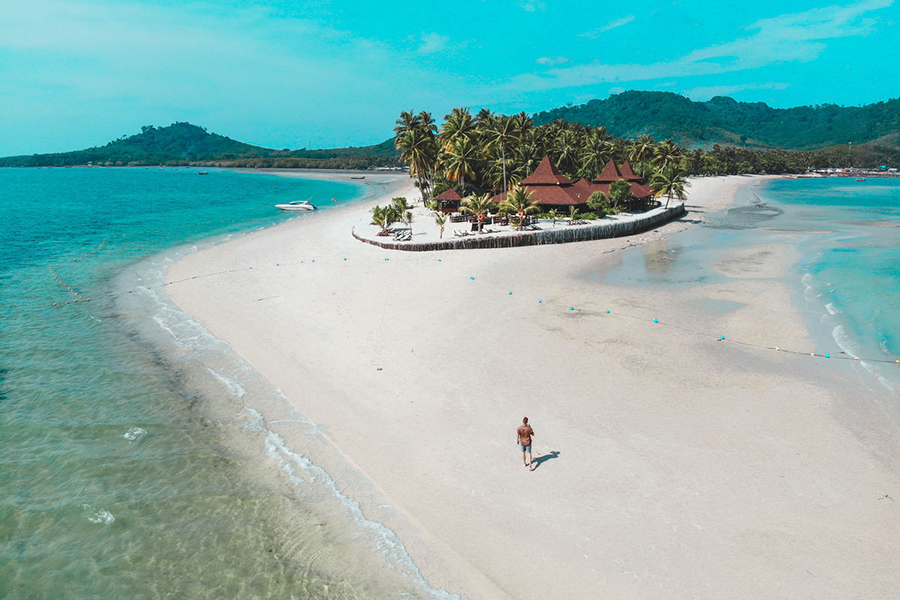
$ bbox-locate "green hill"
[0,122,400,169]
[533,91,900,151]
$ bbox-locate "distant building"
[492,155,654,210]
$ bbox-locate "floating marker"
[606,310,610,314]
[653,319,658,323]
[344,258,347,261]
[569,307,574,310]
[276,263,279,266]
[825,354,831,359]
[509,291,513,295]
[538,300,542,303]
[438,259,442,262]
[470,276,475,280]
[721,336,726,340]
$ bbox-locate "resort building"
[434,188,463,213]
[492,155,654,210]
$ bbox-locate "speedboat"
[275,200,316,211]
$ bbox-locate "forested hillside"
[534,91,900,151]
[0,122,401,169]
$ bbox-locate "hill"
[533,91,900,151]
[0,122,400,169]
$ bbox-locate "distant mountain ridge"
[533,91,900,151]
[0,122,400,169]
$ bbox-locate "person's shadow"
[531,450,560,471]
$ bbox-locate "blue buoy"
[470,276,475,280]
[720,336,725,340]
[825,354,831,358]
[344,258,347,261]
[569,307,574,310]
[606,310,610,313]
[509,291,513,295]
[538,300,542,303]
[653,319,658,323]
[276,263,279,266]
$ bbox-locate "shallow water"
[600,176,900,393]
[0,168,447,599]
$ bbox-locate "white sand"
[166,173,900,599]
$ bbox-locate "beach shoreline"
[164,172,900,599]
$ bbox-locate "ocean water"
[603,176,900,394]
[0,167,446,599]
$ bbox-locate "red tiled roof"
[619,160,641,181]
[593,159,622,183]
[434,189,462,201]
[520,155,573,186]
[493,184,587,207]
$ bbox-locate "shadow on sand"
[531,450,560,471]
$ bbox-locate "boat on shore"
[350,175,365,180]
[275,200,316,211]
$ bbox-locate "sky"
[1,0,898,156]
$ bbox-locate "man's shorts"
[520,444,531,452]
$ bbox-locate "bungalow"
[492,155,654,211]
[434,188,463,213]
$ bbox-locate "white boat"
[275,200,316,212]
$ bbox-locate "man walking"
[517,417,535,471]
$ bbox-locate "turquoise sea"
[0,168,449,599]
[606,176,900,395]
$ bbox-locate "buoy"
[538,300,542,303]
[344,258,347,261]
[470,276,475,280]
[508,292,513,295]
[276,263,279,266]
[653,319,658,323]
[606,310,610,314]
[825,354,831,358]
[720,336,726,340]
[569,307,574,310]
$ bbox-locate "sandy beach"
[165,172,900,599]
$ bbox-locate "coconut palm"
[402,210,414,235]
[460,193,495,234]
[394,110,422,141]
[498,185,539,231]
[433,212,448,239]
[396,127,438,206]
[579,130,614,180]
[547,208,559,227]
[629,134,656,165]
[482,115,519,197]
[439,107,476,151]
[371,204,397,234]
[651,165,690,208]
[653,139,683,172]
[444,136,479,196]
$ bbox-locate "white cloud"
[579,15,635,38]
[506,0,894,92]
[519,0,545,12]
[417,32,450,55]
[536,56,570,66]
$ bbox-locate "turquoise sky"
[1,0,897,155]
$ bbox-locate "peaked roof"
[520,155,573,186]
[593,159,623,183]
[434,189,462,201]
[619,160,641,181]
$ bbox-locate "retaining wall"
[352,203,687,252]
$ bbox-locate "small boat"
[275,200,316,212]
[198,171,208,175]
[350,175,365,179]
[856,177,866,182]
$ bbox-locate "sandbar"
[165,172,900,599]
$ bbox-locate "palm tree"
[394,110,422,141]
[653,139,683,173]
[461,193,495,234]
[371,204,397,235]
[651,165,690,208]
[482,115,518,197]
[629,134,656,165]
[552,128,579,178]
[568,205,580,223]
[444,136,478,196]
[579,130,613,180]
[547,208,559,227]
[402,210,414,235]
[498,185,539,230]
[396,127,438,206]
[439,107,476,151]
[433,212,447,239]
